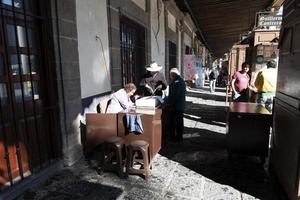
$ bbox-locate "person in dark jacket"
[140,62,167,96]
[168,68,186,141]
[209,67,219,93]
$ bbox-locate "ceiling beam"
[175,0,273,57]
[182,0,211,51]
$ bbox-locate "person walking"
[254,60,278,112]
[231,63,250,102]
[168,68,186,142]
[209,67,218,93]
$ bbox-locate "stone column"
[237,47,246,71]
[49,0,83,166]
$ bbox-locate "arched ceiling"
[175,0,274,58]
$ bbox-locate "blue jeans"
[257,92,275,113]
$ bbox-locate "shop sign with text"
[257,13,282,27]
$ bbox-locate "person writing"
[140,62,167,96]
[231,63,250,102]
[254,60,277,112]
[168,68,186,142]
[106,83,137,113]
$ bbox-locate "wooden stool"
[126,140,150,180]
[101,136,124,177]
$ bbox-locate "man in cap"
[140,62,167,96]
[254,59,278,112]
[168,68,186,142]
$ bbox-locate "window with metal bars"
[0,0,58,189]
[120,16,146,87]
[169,41,177,68]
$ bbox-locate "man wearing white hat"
[139,62,167,96]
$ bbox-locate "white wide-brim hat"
[170,68,180,75]
[146,62,162,72]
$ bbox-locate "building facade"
[0,0,209,199]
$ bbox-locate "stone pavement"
[17,85,288,200]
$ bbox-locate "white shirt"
[106,89,133,113]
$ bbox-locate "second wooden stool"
[126,140,150,180]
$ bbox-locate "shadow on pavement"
[189,86,227,93]
[184,101,228,124]
[187,90,227,102]
[184,114,227,127]
[18,170,123,200]
[160,89,288,200]
[160,129,288,200]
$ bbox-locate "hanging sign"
[257,13,282,27]
[183,55,196,80]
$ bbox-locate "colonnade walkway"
[18,84,287,200]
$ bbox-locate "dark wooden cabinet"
[227,102,272,159]
[271,99,300,200]
[272,1,300,199]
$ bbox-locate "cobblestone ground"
[17,85,288,200]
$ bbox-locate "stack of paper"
[135,96,158,109]
[134,108,155,115]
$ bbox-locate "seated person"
[140,62,167,96]
[106,83,137,113]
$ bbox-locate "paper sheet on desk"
[134,108,155,115]
[135,96,164,109]
[127,106,155,115]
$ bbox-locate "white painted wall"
[184,32,192,47]
[168,11,176,33]
[151,0,165,70]
[178,30,182,71]
[184,21,192,34]
[76,0,111,98]
[131,0,146,11]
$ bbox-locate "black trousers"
[169,110,184,141]
[232,89,249,102]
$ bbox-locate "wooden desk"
[227,102,272,160]
[85,109,162,162]
[85,113,118,153]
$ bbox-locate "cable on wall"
[96,34,111,84]
[151,0,162,53]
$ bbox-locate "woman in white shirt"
[106,83,137,113]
